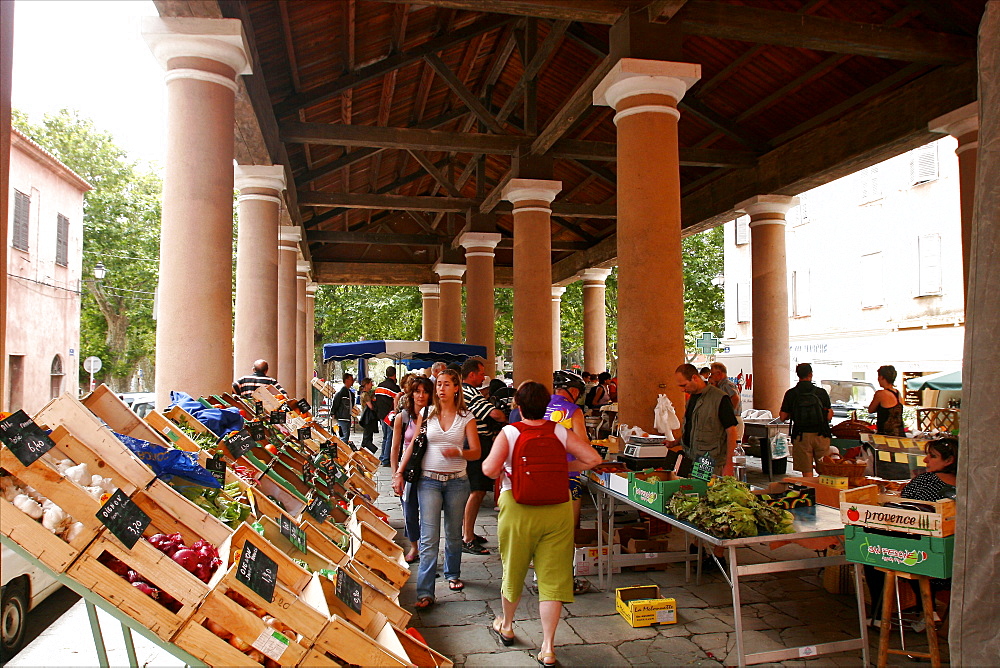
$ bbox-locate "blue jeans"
[337,419,352,444]
[415,474,470,599]
[379,421,393,465]
[402,481,420,545]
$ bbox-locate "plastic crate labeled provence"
[844,525,954,578]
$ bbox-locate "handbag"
[402,406,430,484]
[359,405,377,428]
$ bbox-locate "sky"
[11,0,166,168]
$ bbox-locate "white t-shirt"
[422,411,475,474]
[498,422,570,492]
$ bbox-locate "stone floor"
[373,469,949,668]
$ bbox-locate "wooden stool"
[876,568,941,668]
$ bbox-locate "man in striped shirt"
[460,357,507,554]
[374,367,401,466]
[232,360,286,398]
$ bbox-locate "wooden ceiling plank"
[408,149,463,197]
[373,0,629,25]
[309,231,447,246]
[679,97,771,152]
[494,201,617,218]
[425,53,507,133]
[299,191,478,212]
[530,55,616,155]
[496,20,571,126]
[479,172,513,213]
[282,121,524,154]
[274,15,514,118]
[277,0,301,92]
[674,1,975,64]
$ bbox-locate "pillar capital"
[433,263,466,283]
[296,260,311,276]
[551,286,567,300]
[502,178,562,208]
[579,267,613,285]
[234,164,286,193]
[929,102,979,139]
[737,195,799,224]
[278,227,301,245]
[306,282,317,296]
[142,17,251,92]
[419,283,441,297]
[593,58,701,123]
[458,232,502,255]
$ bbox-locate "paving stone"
[643,566,698,588]
[462,651,539,667]
[690,631,731,656]
[549,642,629,667]
[509,617,586,648]
[416,623,497,658]
[617,635,721,666]
[564,615,659,644]
[658,624,696,638]
[563,590,619,617]
[684,616,735,634]
[415,600,490,627]
[663,589,712,609]
[721,629,788,665]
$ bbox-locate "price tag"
[335,568,363,614]
[296,399,311,413]
[236,540,277,603]
[278,515,307,553]
[247,421,266,441]
[297,427,312,442]
[206,457,226,486]
[306,496,331,524]
[97,490,151,549]
[254,400,264,416]
[798,645,818,658]
[252,629,290,662]
[691,455,715,482]
[302,459,314,484]
[226,429,255,459]
[878,450,892,462]
[269,410,287,425]
[333,467,348,486]
[893,451,909,463]
[0,410,56,467]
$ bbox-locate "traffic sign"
[83,356,102,373]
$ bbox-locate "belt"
[422,471,467,482]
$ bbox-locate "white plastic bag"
[654,394,681,435]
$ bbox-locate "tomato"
[264,444,279,456]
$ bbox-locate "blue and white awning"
[322,340,488,364]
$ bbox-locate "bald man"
[233,359,287,398]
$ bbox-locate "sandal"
[448,579,465,591]
[536,651,557,666]
[471,534,488,545]
[462,541,490,555]
[573,578,591,595]
[415,596,434,609]
[405,553,419,564]
[490,617,515,646]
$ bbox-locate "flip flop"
[405,553,419,564]
[448,579,465,591]
[490,618,515,647]
[415,596,434,609]
[536,651,557,666]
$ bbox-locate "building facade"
[719,136,964,409]
[6,128,89,414]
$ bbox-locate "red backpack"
[509,421,570,506]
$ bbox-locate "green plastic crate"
[844,524,953,578]
[628,473,707,513]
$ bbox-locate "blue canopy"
[323,340,488,364]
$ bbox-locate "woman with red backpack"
[482,381,601,666]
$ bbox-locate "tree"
[12,109,162,391]
[313,284,422,347]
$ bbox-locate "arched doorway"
[50,355,64,399]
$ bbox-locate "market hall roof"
[153,0,984,285]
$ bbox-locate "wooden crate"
[256,474,307,517]
[67,480,231,640]
[312,377,335,399]
[145,410,200,453]
[349,471,379,500]
[349,534,410,590]
[33,394,160,488]
[309,570,411,633]
[81,384,172,449]
[254,516,338,574]
[306,616,410,667]
[353,503,395,539]
[252,385,285,413]
[840,485,956,537]
[164,405,211,435]
[0,426,144,573]
[349,517,404,561]
[299,520,349,567]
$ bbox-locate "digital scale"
[622,435,669,459]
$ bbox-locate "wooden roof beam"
[670,1,975,64]
[274,15,515,118]
[308,231,447,246]
[375,0,633,25]
[312,262,516,287]
[496,20,571,124]
[299,192,478,213]
[407,149,463,197]
[495,201,617,218]
[425,53,507,134]
[282,121,525,154]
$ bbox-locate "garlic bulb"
[64,521,86,542]
[41,506,69,534]
[83,485,105,501]
[1,476,23,502]
[13,494,44,520]
[64,462,90,486]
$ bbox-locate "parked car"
[819,380,877,422]
[1,545,61,660]
[117,392,155,418]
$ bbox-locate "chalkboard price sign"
[297,427,312,442]
[296,399,311,414]
[236,540,277,603]
[593,444,609,459]
[269,410,287,425]
[691,455,715,482]
[254,400,264,416]
[302,459,314,484]
[97,490,152,549]
[247,421,266,441]
[226,429,255,459]
[335,568,363,614]
[206,457,226,486]
[278,515,307,553]
[0,410,56,467]
[306,496,331,524]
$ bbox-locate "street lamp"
[93,262,107,281]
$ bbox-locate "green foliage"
[12,109,162,390]
[682,226,725,349]
[313,285,422,347]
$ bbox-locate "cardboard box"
[608,471,630,495]
[602,524,648,547]
[840,485,955,537]
[624,537,674,554]
[574,528,599,547]
[752,482,816,510]
[782,476,859,508]
[574,544,620,576]
[628,472,707,513]
[615,586,677,627]
[844,525,953,578]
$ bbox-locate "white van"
[1,544,61,660]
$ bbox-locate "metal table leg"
[121,622,139,668]
[595,488,605,592]
[729,545,745,667]
[85,601,110,668]
[606,494,616,592]
[854,563,871,667]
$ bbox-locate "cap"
[553,370,585,395]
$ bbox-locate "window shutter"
[56,214,69,266]
[735,215,749,245]
[860,252,883,308]
[910,143,939,185]
[792,270,811,317]
[917,234,942,296]
[859,166,881,204]
[13,190,30,251]
[795,195,809,226]
[736,282,751,322]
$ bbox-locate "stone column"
[551,286,566,370]
[419,284,440,341]
[502,178,562,386]
[739,195,797,416]
[579,268,612,374]
[277,229,300,395]
[143,17,251,408]
[233,165,285,378]
[296,262,310,402]
[929,102,979,305]
[0,0,13,407]
[460,232,501,374]
[306,283,316,400]
[594,58,700,430]
[434,263,465,343]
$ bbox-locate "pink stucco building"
[5,128,90,414]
